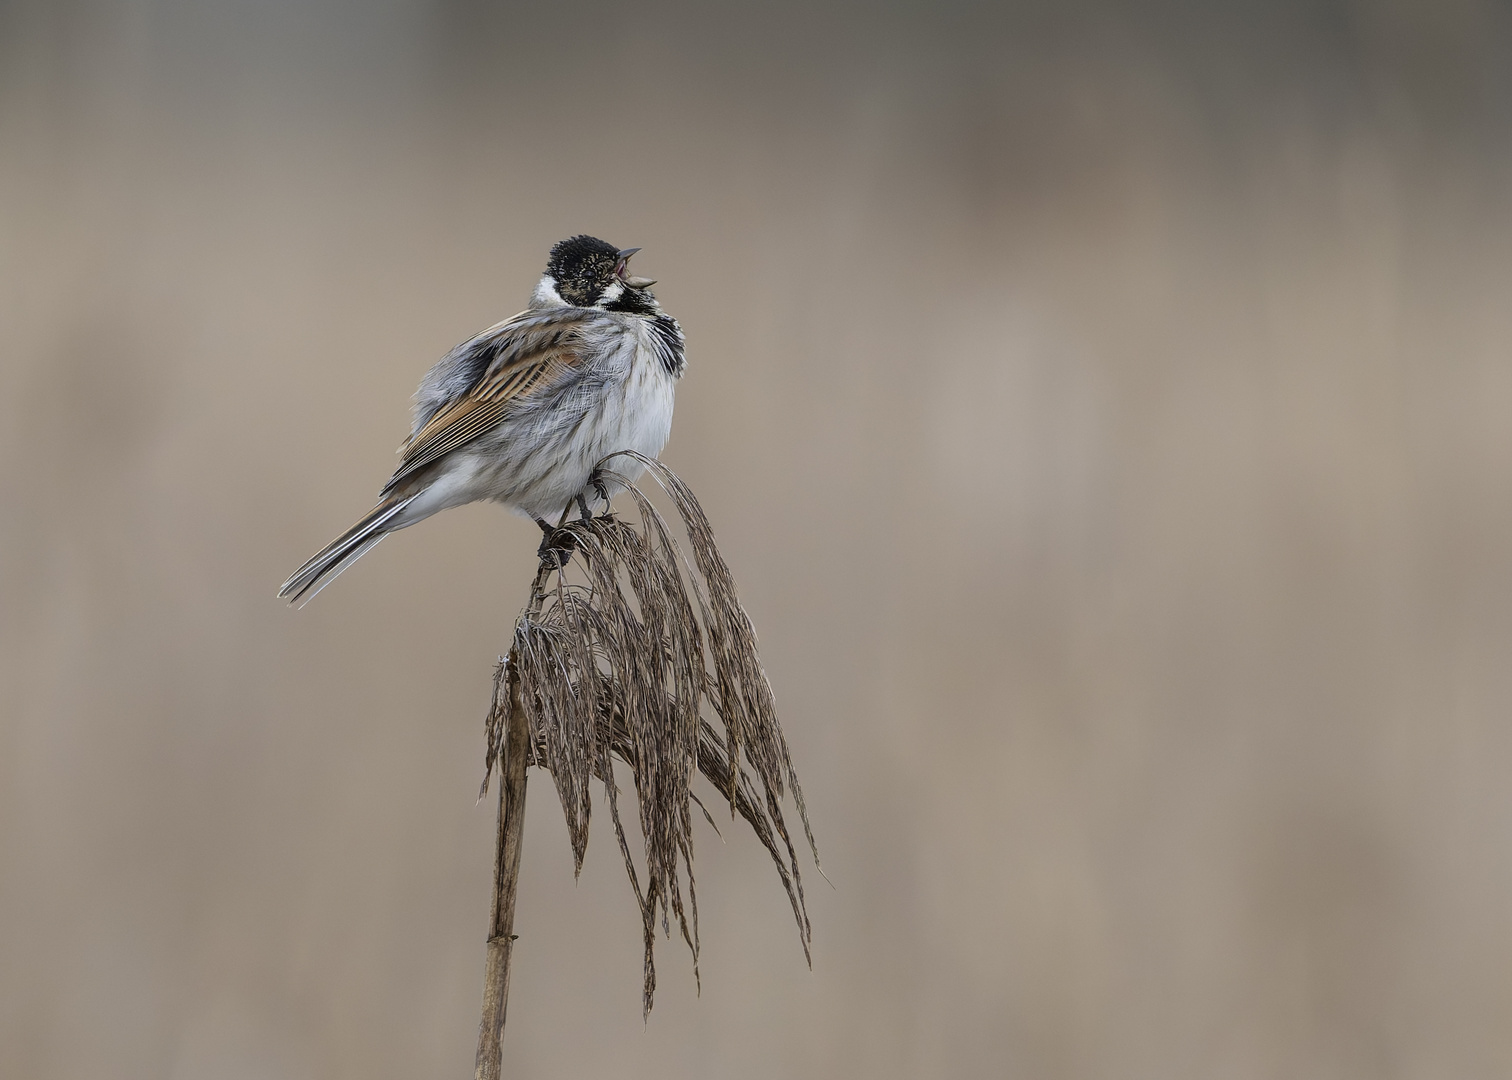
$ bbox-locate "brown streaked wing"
[382,309,591,493]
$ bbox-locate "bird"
[278,234,686,605]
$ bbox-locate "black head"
[544,234,658,313]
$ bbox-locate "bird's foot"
[590,471,611,507]
[537,531,576,568]
[535,517,576,567]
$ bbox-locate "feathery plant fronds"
[478,451,818,1033]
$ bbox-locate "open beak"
[615,247,656,289]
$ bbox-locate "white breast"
[625,323,678,451]
[592,321,677,487]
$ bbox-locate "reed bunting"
[278,235,686,605]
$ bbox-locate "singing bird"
[278,235,686,605]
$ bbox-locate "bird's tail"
[278,495,416,606]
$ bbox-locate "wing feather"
[382,308,598,494]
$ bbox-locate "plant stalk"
[474,655,528,1080]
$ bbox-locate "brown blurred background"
[4,1,1512,1076]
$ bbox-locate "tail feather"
[278,496,416,606]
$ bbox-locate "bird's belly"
[606,360,677,462]
[577,360,675,493]
[473,356,676,520]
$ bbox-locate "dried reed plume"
[475,452,819,1080]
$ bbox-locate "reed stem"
[474,628,531,1079]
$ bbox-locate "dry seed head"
[481,454,818,1015]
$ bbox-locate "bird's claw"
[537,529,576,568]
